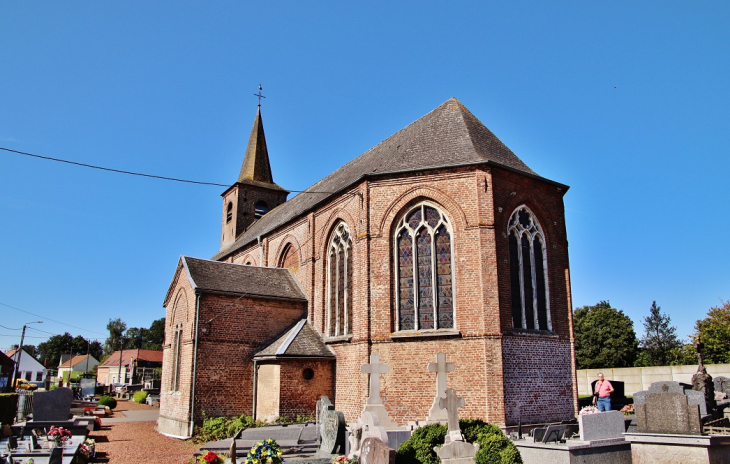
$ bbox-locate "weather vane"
[254,84,266,107]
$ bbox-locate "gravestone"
[634,381,708,416]
[578,410,625,441]
[348,411,389,459]
[541,424,567,443]
[692,365,717,415]
[434,388,479,464]
[360,354,397,428]
[33,387,73,422]
[318,396,346,456]
[426,353,455,423]
[635,391,702,435]
[360,437,395,464]
[80,378,96,398]
[714,376,730,396]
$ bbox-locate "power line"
[0,302,106,336]
[0,334,48,339]
[0,324,21,331]
[1,146,346,194]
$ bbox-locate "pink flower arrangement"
[48,426,72,447]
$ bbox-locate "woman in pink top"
[593,373,614,412]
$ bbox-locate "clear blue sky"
[1,2,728,350]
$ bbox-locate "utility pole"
[11,321,42,389]
[117,337,124,384]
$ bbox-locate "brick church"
[157,98,578,438]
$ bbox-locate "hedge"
[0,393,18,426]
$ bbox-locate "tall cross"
[428,352,455,400]
[254,84,266,107]
[361,353,389,405]
[439,388,465,434]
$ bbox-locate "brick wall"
[191,162,577,428]
[278,359,334,420]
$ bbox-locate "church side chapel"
[157,97,577,439]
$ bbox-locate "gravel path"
[90,400,199,464]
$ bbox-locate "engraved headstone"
[634,381,708,415]
[318,396,346,456]
[427,353,455,423]
[360,437,395,464]
[635,391,702,435]
[33,387,73,422]
[360,354,397,428]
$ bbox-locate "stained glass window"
[327,222,353,337]
[508,206,551,331]
[394,203,454,331]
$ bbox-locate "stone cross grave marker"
[439,388,465,443]
[361,354,389,405]
[427,353,455,423]
[360,354,397,428]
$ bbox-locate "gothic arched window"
[508,206,551,331]
[226,202,233,223]
[254,201,269,219]
[394,203,454,331]
[326,222,353,337]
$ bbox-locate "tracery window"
[394,203,454,331]
[326,222,353,337]
[508,206,551,331]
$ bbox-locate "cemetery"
[5,351,730,463]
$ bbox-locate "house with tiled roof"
[6,349,46,384]
[97,348,163,386]
[57,354,99,381]
[158,99,576,438]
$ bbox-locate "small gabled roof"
[214,98,562,260]
[100,349,163,367]
[59,354,97,368]
[165,256,307,306]
[254,320,335,360]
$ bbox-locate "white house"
[5,349,46,384]
[58,354,99,381]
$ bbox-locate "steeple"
[219,105,289,249]
[238,108,275,184]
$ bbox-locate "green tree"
[694,300,730,364]
[573,300,639,369]
[104,318,127,356]
[37,333,75,367]
[145,318,165,350]
[636,301,682,366]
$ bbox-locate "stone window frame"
[170,323,183,391]
[508,205,552,332]
[392,201,456,333]
[325,221,353,339]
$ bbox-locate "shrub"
[133,391,148,404]
[192,413,261,444]
[98,395,117,409]
[396,419,522,464]
[0,393,18,426]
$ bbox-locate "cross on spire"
[361,353,389,405]
[254,84,266,107]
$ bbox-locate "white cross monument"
[360,353,398,428]
[426,352,455,423]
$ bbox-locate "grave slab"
[513,437,631,464]
[625,433,730,464]
[578,411,625,441]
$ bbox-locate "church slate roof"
[254,320,335,360]
[214,98,551,260]
[181,256,307,301]
[236,107,287,192]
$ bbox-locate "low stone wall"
[576,364,730,397]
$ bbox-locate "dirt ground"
[90,400,199,464]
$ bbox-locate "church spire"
[238,107,275,184]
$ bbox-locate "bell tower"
[220,107,288,248]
